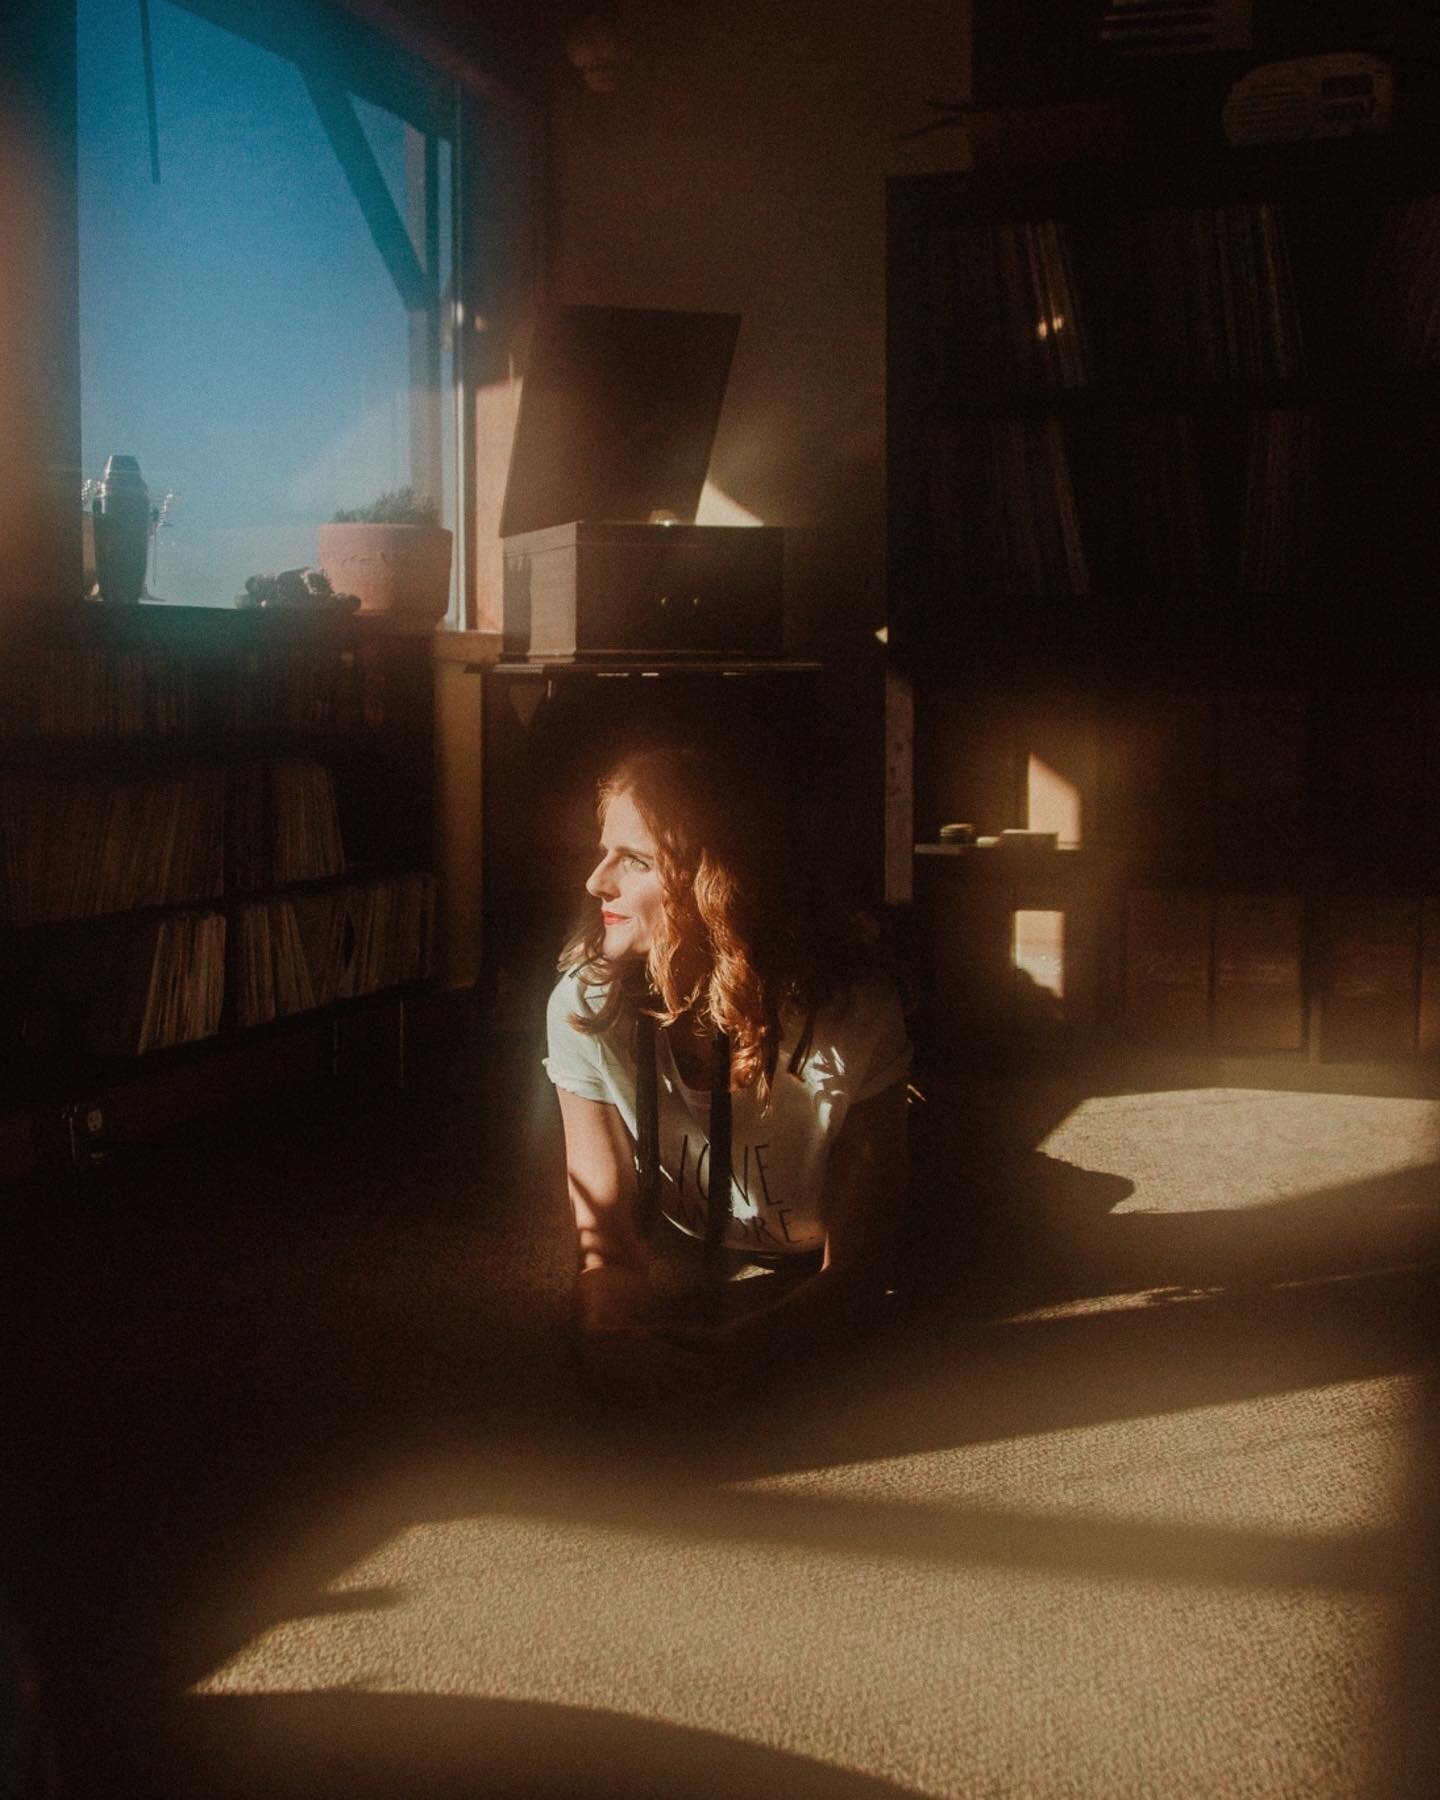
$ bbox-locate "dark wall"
[540,0,971,657]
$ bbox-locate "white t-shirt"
[544,965,912,1256]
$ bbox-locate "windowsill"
[430,628,504,665]
[14,606,509,662]
[20,600,372,641]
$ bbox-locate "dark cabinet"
[888,133,1440,1061]
[0,605,437,1177]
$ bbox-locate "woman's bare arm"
[556,1087,656,1331]
[558,1086,733,1404]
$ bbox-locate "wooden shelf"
[2,600,381,658]
[488,657,823,677]
[1,612,439,1169]
[3,861,429,941]
[0,723,428,771]
[889,136,1440,1063]
[915,841,1088,859]
[2,975,430,1097]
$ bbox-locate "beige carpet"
[9,1033,1438,1797]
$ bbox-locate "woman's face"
[586,789,666,960]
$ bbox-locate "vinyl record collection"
[929,217,1091,394]
[1115,413,1211,593]
[0,640,383,741]
[894,139,1440,1062]
[1,768,225,926]
[1238,408,1316,594]
[1363,192,1440,367]
[918,199,1323,602]
[2,746,430,1057]
[0,647,195,741]
[929,416,1090,596]
[230,645,375,732]
[235,873,435,1028]
[82,911,228,1058]
[1123,201,1305,386]
[232,756,347,889]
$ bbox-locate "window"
[76,0,464,614]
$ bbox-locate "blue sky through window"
[77,0,454,606]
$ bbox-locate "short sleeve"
[542,970,612,1104]
[847,975,913,1105]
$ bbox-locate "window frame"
[56,0,496,625]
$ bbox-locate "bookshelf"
[0,603,437,1177]
[888,130,1440,1062]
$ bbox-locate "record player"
[500,304,784,662]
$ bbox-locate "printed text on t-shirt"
[671,1133,798,1248]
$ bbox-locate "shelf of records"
[901,186,1440,403]
[917,404,1440,601]
[0,639,397,744]
[2,871,435,1062]
[0,755,362,929]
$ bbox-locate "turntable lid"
[499,303,740,538]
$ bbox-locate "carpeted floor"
[5,1011,1438,1797]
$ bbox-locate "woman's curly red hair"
[558,743,877,1108]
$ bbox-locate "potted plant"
[316,487,452,632]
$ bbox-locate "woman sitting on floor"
[543,742,912,1411]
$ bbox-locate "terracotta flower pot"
[316,522,453,633]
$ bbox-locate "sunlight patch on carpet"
[1036,1089,1440,1213]
[187,1378,1422,1799]
[722,1374,1421,1543]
